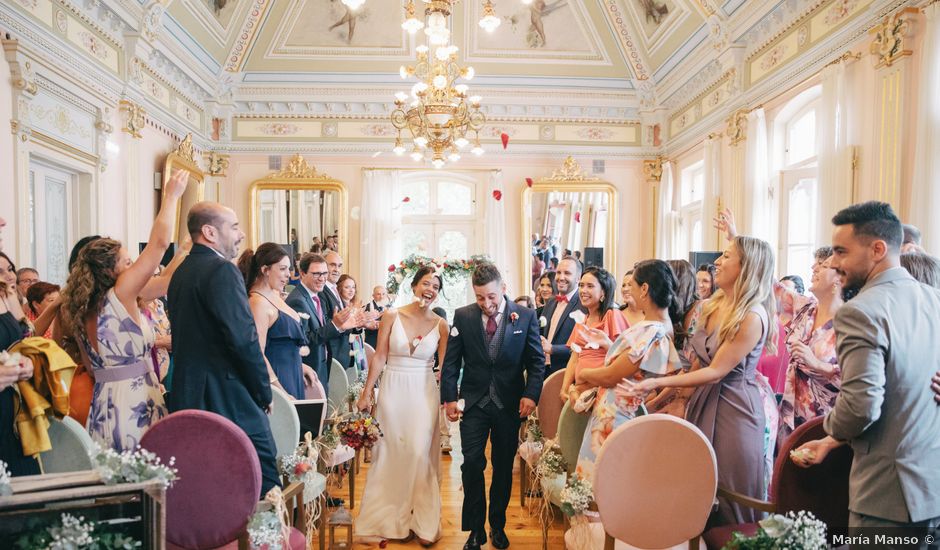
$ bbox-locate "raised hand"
[712,207,738,241]
[164,169,190,201]
[791,436,840,468]
[582,327,613,350]
[932,370,940,404]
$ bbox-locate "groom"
[442,263,545,550]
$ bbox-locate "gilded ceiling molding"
[744,0,827,62]
[643,157,663,182]
[119,100,146,139]
[869,7,918,69]
[223,0,273,73]
[175,133,197,165]
[601,0,650,80]
[205,151,230,176]
[725,108,748,146]
[275,154,333,180]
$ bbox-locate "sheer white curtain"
[912,3,940,254]
[484,170,513,294]
[744,108,773,243]
[360,169,402,290]
[703,136,722,250]
[655,161,678,259]
[816,62,855,246]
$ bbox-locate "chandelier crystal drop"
[390,0,495,167]
[340,0,366,10]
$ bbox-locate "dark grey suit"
[539,294,586,376]
[285,283,340,397]
[825,267,940,529]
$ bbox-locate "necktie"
[311,295,323,324]
[486,314,497,337]
[556,294,569,303]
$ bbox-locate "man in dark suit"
[540,257,585,376]
[320,251,354,369]
[166,202,279,497]
[285,253,358,397]
[362,285,389,349]
[442,264,545,550]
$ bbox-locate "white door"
[29,162,76,286]
[779,167,819,284]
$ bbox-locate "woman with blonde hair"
[623,234,777,526]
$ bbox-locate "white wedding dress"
[355,315,442,542]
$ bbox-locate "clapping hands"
[0,352,33,391]
[712,208,737,241]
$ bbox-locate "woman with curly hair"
[59,170,188,451]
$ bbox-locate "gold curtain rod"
[750,50,860,112]
[361,167,502,173]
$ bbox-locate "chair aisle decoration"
[721,511,827,550]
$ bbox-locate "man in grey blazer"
[794,202,940,543]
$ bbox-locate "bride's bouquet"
[336,412,383,451]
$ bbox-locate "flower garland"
[336,412,383,451]
[723,511,827,550]
[90,444,178,489]
[386,254,491,296]
[14,512,141,549]
[0,459,11,497]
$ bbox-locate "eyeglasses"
[308,271,328,278]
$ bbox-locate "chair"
[270,386,301,460]
[591,415,717,550]
[520,370,566,506]
[540,403,590,507]
[140,410,306,550]
[701,416,853,549]
[327,360,349,414]
[38,416,95,474]
[364,343,375,369]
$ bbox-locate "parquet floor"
[325,426,567,549]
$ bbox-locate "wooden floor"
[324,427,567,549]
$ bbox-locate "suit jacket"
[319,286,352,369]
[362,301,386,349]
[441,298,545,411]
[285,284,338,382]
[539,294,586,375]
[824,267,940,523]
[166,244,272,435]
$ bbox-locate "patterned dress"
[82,290,166,452]
[574,321,680,485]
[777,289,840,444]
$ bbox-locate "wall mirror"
[163,133,205,243]
[248,154,348,261]
[522,156,618,291]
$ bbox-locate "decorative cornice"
[869,7,918,69]
[173,133,197,165]
[205,151,230,176]
[601,0,650,80]
[120,99,146,139]
[223,0,272,73]
[546,156,598,181]
[275,154,333,179]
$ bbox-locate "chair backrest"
[327,359,349,413]
[39,416,95,473]
[140,410,261,550]
[772,416,852,537]
[594,415,717,549]
[364,343,375,370]
[537,370,566,440]
[556,402,590,475]
[305,377,326,400]
[269,386,301,460]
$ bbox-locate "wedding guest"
[60,170,188,452]
[337,273,367,378]
[902,223,923,253]
[573,260,680,483]
[140,297,171,386]
[547,257,559,273]
[666,260,699,353]
[15,268,38,298]
[363,285,389,349]
[25,282,59,338]
[697,264,716,300]
[0,249,38,476]
[900,252,940,289]
[780,275,805,295]
[623,235,777,526]
[168,201,280,497]
[240,243,315,400]
[514,296,534,309]
[560,267,628,407]
[540,257,584,377]
[793,202,940,540]
[534,272,555,312]
[531,253,544,288]
[321,251,357,369]
[777,249,843,444]
[618,270,645,327]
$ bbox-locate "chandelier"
[388,0,500,168]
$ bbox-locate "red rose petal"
[525,177,533,187]
[402,196,411,203]
[492,190,502,201]
[388,264,396,272]
[574,211,581,223]
[501,133,509,149]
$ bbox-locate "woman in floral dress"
[573,260,681,484]
[60,170,188,452]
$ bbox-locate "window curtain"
[702,135,722,251]
[360,169,402,291]
[655,160,678,259]
[484,170,513,294]
[816,61,856,247]
[744,108,773,243]
[912,3,940,254]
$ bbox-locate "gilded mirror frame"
[163,133,205,243]
[521,157,618,288]
[248,154,348,261]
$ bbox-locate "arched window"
[677,159,705,258]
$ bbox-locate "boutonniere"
[569,310,586,325]
[539,316,547,328]
[297,311,311,320]
[510,312,519,324]
[450,326,460,337]
[412,335,423,348]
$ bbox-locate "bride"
[355,266,449,545]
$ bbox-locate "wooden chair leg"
[689,536,700,550]
[604,533,615,550]
[348,460,355,509]
[318,493,327,550]
[519,462,527,507]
